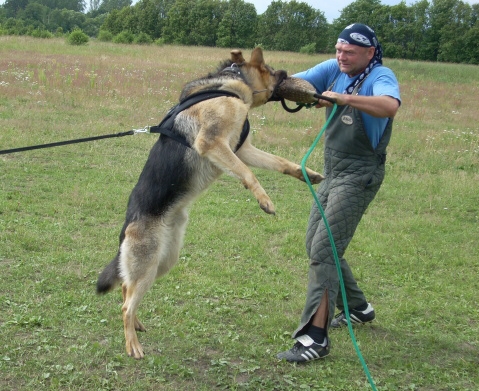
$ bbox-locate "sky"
[249,0,478,22]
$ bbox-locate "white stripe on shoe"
[301,348,321,361]
[350,314,363,324]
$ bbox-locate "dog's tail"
[96,253,122,294]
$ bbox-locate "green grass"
[1,36,478,390]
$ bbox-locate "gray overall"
[292,83,393,338]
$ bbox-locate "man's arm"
[317,92,400,118]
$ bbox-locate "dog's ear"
[230,49,245,64]
[249,47,265,67]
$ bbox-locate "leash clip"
[133,126,150,134]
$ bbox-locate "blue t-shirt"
[294,59,401,149]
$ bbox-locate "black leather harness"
[150,90,250,152]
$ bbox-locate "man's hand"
[315,91,343,108]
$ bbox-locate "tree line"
[1,0,479,64]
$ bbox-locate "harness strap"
[150,90,250,152]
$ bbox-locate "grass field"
[1,36,478,390]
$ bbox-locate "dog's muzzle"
[267,70,288,102]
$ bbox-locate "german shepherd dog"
[96,47,324,359]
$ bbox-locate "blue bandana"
[337,23,383,94]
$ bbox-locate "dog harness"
[150,90,250,152]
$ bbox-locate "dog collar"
[221,63,242,76]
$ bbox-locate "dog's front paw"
[303,168,324,184]
[258,197,276,215]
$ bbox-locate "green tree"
[3,0,30,18]
[162,0,193,44]
[22,2,49,26]
[117,4,139,33]
[257,0,328,52]
[422,0,473,62]
[380,0,429,60]
[436,0,474,62]
[404,0,430,60]
[255,0,282,49]
[216,0,257,48]
[101,5,137,35]
[35,0,86,12]
[87,0,102,13]
[3,17,28,34]
[162,0,222,46]
[3,0,86,21]
[82,12,107,36]
[188,0,223,46]
[126,0,175,39]
[48,8,86,32]
[332,0,386,40]
[463,22,479,63]
[97,0,132,13]
[101,9,122,35]
[67,28,89,44]
[472,3,479,24]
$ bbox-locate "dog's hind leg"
[120,209,189,359]
[122,282,151,359]
[155,206,189,279]
[120,219,164,359]
[122,283,146,332]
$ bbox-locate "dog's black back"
[126,137,192,222]
[97,137,193,293]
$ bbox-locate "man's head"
[335,23,382,77]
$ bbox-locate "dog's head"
[230,48,287,108]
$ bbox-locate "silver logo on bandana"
[350,33,371,46]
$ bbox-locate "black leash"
[0,130,135,155]
[0,91,336,156]
[1,90,250,156]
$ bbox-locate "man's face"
[335,43,375,77]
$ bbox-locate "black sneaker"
[330,303,375,328]
[277,335,329,363]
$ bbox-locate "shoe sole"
[277,348,330,363]
[287,350,329,363]
[331,318,375,328]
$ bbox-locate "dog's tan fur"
[96,48,324,359]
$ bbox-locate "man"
[277,23,401,363]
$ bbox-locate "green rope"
[300,104,378,391]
